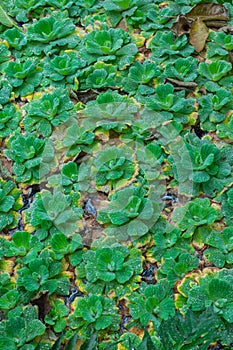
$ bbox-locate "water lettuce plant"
[140,83,195,125]
[0,179,23,231]
[4,58,42,97]
[2,27,27,51]
[169,133,233,196]
[198,60,232,82]
[26,11,78,55]
[3,230,43,264]
[121,60,161,95]
[79,28,138,68]
[217,187,233,226]
[69,295,120,334]
[197,59,233,92]
[175,269,233,324]
[148,31,194,62]
[97,185,162,240]
[79,61,118,90]
[76,245,142,296]
[45,298,69,333]
[128,279,175,328]
[0,305,46,350]
[156,252,199,285]
[80,90,138,130]
[48,161,80,194]
[158,308,222,350]
[93,145,137,191]
[16,253,70,295]
[57,122,95,158]
[0,79,12,107]
[0,104,21,139]
[198,89,233,131]
[162,57,198,82]
[24,189,83,239]
[0,43,11,69]
[5,133,55,183]
[1,0,233,348]
[0,273,20,312]
[23,88,74,137]
[207,31,233,61]
[50,232,83,265]
[203,227,233,268]
[103,0,154,26]
[148,218,191,262]
[43,52,86,87]
[172,197,221,238]
[217,115,233,142]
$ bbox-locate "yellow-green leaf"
[189,18,209,53]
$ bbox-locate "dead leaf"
[219,26,233,34]
[186,3,229,22]
[165,78,198,90]
[172,15,192,36]
[205,20,228,28]
[189,18,209,52]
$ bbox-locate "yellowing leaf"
[190,19,209,53]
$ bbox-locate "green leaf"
[0,338,16,350]
[26,319,46,341]
[0,2,15,27]
[191,171,210,183]
[222,302,233,323]
[109,212,129,225]
[64,333,78,350]
[137,329,156,350]
[80,332,97,350]
[208,278,231,300]
[127,220,149,237]
[0,289,20,310]
[95,315,112,330]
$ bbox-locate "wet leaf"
[190,19,209,53]
[186,3,229,22]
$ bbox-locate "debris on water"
[161,192,178,203]
[192,123,207,139]
[84,198,97,217]
[64,286,83,305]
[118,299,131,334]
[141,263,157,284]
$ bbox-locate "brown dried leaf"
[172,15,192,36]
[205,20,228,28]
[165,78,198,90]
[186,3,229,21]
[190,18,209,53]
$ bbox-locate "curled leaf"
[172,15,192,36]
[190,18,209,52]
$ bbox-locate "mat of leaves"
[0,0,233,349]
